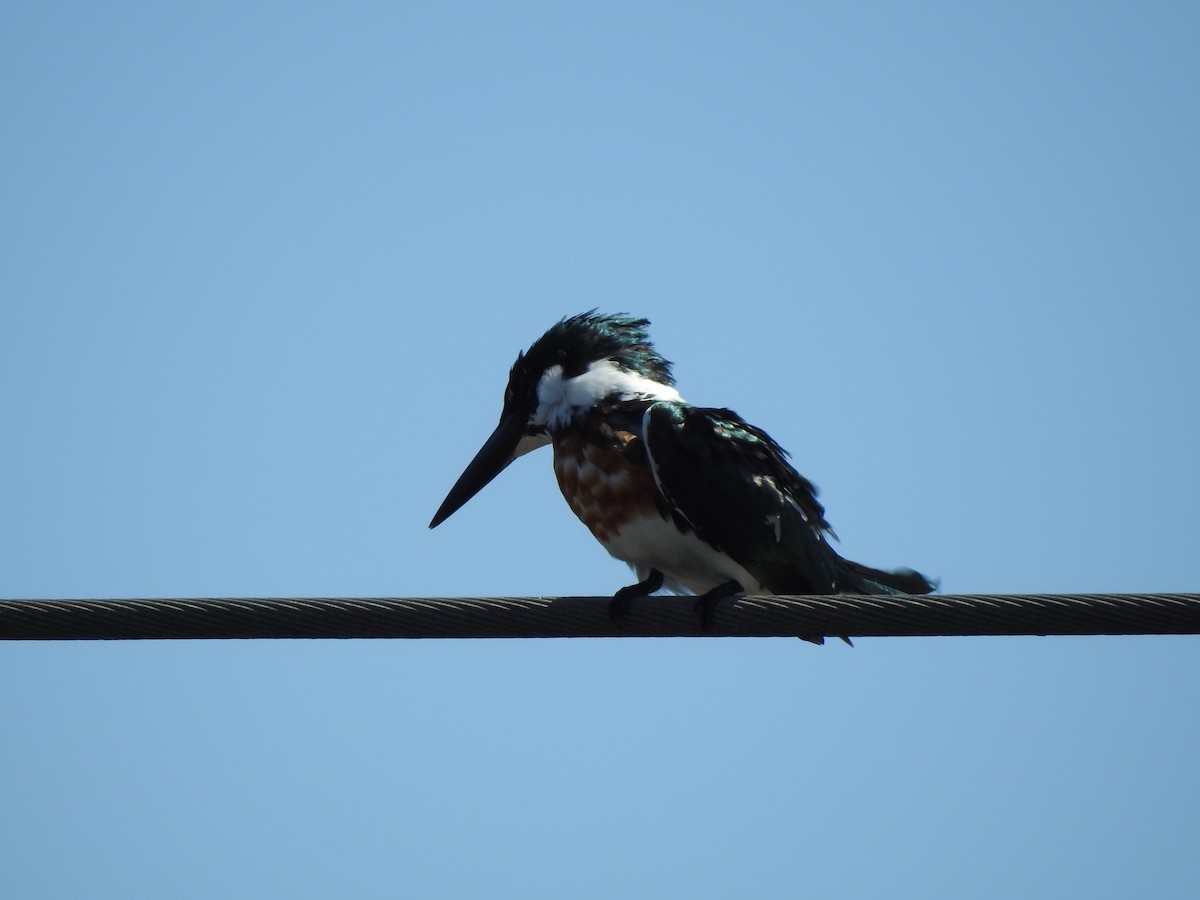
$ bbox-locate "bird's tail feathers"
[841,561,937,595]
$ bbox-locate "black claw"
[693,579,743,630]
[797,634,853,646]
[609,569,665,621]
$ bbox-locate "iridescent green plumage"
[643,401,933,596]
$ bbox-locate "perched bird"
[429,311,934,634]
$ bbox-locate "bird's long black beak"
[429,414,525,528]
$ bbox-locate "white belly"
[598,513,764,596]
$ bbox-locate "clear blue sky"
[3,3,1198,897]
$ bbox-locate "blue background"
[3,3,1198,897]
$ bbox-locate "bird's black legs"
[610,574,753,630]
[610,569,665,621]
[693,579,744,630]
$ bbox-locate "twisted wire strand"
[2,593,1199,641]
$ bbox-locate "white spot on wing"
[752,474,784,542]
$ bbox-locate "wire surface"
[3,593,1199,640]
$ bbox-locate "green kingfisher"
[429,311,934,631]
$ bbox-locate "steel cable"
[2,593,1199,641]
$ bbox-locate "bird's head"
[429,311,681,528]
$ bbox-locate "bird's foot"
[798,634,853,646]
[693,580,744,630]
[609,569,665,621]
